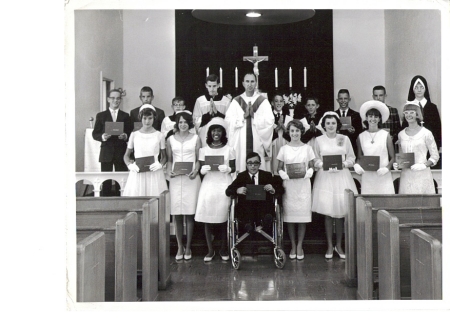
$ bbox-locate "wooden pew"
[142,200,159,301]
[410,229,442,300]
[345,189,440,285]
[377,210,442,299]
[355,197,441,300]
[77,231,105,302]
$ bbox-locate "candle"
[206,67,209,77]
[275,68,278,88]
[304,67,307,88]
[289,67,292,88]
[220,68,223,88]
[253,45,258,57]
[235,67,238,88]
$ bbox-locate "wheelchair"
[227,195,286,269]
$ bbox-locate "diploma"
[172,162,194,175]
[135,156,155,172]
[358,156,380,171]
[304,67,307,88]
[235,67,238,88]
[289,67,292,87]
[286,162,306,179]
[323,155,343,170]
[275,68,278,88]
[204,155,224,171]
[245,184,266,201]
[395,153,415,169]
[105,122,124,135]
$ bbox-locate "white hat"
[317,111,340,134]
[139,104,156,111]
[359,100,390,123]
[403,101,423,121]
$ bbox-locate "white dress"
[398,127,439,194]
[358,129,395,194]
[195,145,236,223]
[311,134,357,218]
[277,144,316,223]
[123,130,168,196]
[168,134,201,214]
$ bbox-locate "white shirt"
[248,171,259,185]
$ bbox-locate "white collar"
[417,98,427,106]
[248,171,259,178]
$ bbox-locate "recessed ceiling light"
[246,12,261,18]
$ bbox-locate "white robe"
[192,95,231,124]
[225,93,274,173]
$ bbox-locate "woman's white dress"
[358,129,395,194]
[271,126,288,175]
[277,144,316,223]
[168,134,201,214]
[398,127,439,194]
[311,134,357,218]
[123,130,168,196]
[195,145,236,223]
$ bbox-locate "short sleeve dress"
[123,130,168,196]
[168,134,201,215]
[195,145,236,223]
[357,129,395,194]
[277,144,316,223]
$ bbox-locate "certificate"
[358,156,380,171]
[340,116,352,130]
[173,162,194,175]
[205,155,224,171]
[245,184,266,201]
[286,162,306,179]
[322,155,343,170]
[135,156,155,172]
[395,153,415,169]
[105,122,124,135]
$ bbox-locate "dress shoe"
[325,250,333,259]
[219,249,229,261]
[204,251,215,262]
[184,249,192,260]
[175,247,185,260]
[296,249,304,260]
[334,246,346,259]
[289,249,296,260]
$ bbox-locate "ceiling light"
[246,12,261,18]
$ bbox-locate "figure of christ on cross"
[243,54,268,91]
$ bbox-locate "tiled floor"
[155,253,357,301]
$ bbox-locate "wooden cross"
[243,46,268,90]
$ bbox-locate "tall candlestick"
[304,67,307,88]
[235,67,238,88]
[220,68,223,88]
[275,68,278,88]
[289,67,292,88]
[206,67,209,77]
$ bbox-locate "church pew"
[142,199,159,301]
[345,190,440,285]
[355,197,441,300]
[76,191,171,290]
[410,229,442,300]
[377,210,442,299]
[77,231,105,302]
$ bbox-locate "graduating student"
[129,86,166,132]
[372,85,401,145]
[334,89,362,154]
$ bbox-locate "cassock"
[192,92,231,124]
[225,92,274,173]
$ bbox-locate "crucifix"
[243,45,268,90]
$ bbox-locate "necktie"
[112,110,117,122]
[342,110,346,117]
[252,174,255,184]
[246,101,253,156]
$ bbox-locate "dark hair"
[173,111,194,132]
[321,114,342,130]
[271,92,284,102]
[172,96,185,105]
[242,72,257,82]
[206,74,219,83]
[372,85,386,94]
[206,125,228,145]
[246,151,261,162]
[305,96,319,105]
[138,108,156,121]
[337,89,350,97]
[286,119,305,136]
[108,89,122,97]
[408,75,431,101]
[362,108,382,129]
[140,86,154,96]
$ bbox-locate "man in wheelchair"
[225,151,284,233]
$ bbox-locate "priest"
[225,72,274,173]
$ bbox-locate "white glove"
[200,165,211,175]
[411,163,427,171]
[304,168,314,179]
[218,164,231,173]
[149,162,162,171]
[128,162,140,172]
[342,161,349,168]
[278,170,290,180]
[354,163,365,175]
[328,167,339,173]
[393,162,399,170]
[377,167,389,176]
[314,161,323,169]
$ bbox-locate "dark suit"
[130,105,165,131]
[92,109,132,195]
[335,108,362,154]
[226,170,283,227]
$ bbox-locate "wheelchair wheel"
[274,248,286,269]
[231,248,241,270]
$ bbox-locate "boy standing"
[130,86,166,131]
[372,85,401,145]
[334,89,362,153]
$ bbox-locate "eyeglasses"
[246,161,261,166]
[109,97,121,101]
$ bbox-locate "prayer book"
[205,155,224,171]
[322,155,343,170]
[395,153,415,169]
[359,156,380,171]
[340,116,352,130]
[135,156,155,172]
[245,185,266,201]
[173,162,194,175]
[286,162,306,179]
[105,122,124,135]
